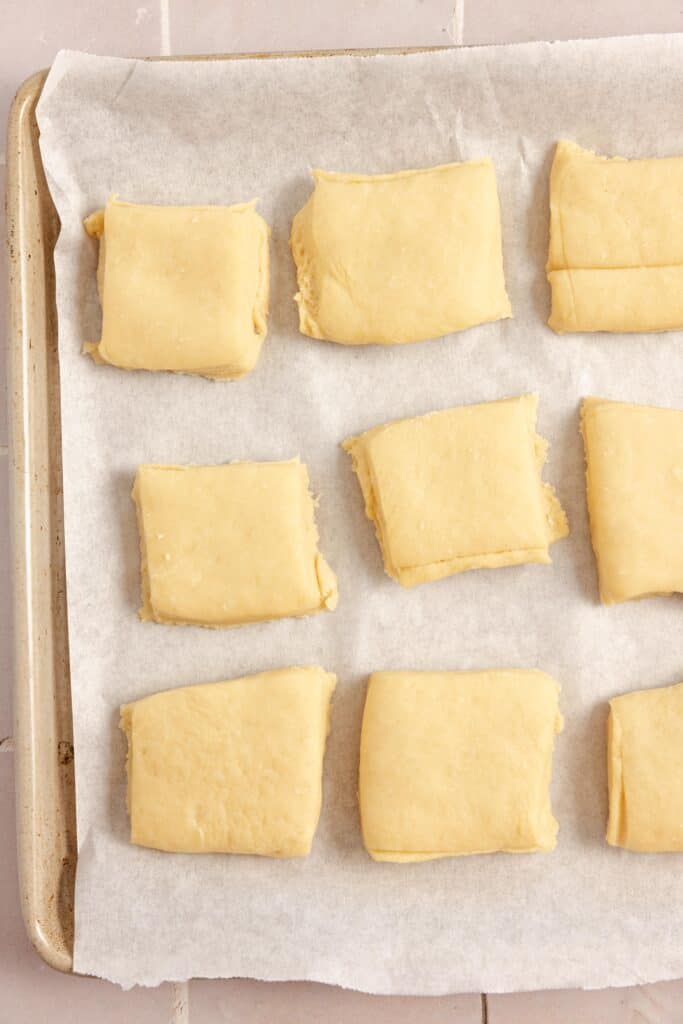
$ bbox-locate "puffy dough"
[581,397,683,604]
[133,460,338,626]
[607,682,683,852]
[84,196,269,378]
[290,161,511,345]
[343,394,568,587]
[547,140,683,333]
[359,669,563,861]
[121,667,336,856]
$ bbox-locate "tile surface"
[169,0,456,55]
[464,0,683,45]
[0,755,172,1022]
[488,983,683,1023]
[0,0,161,122]
[190,978,482,1022]
[3,0,683,1020]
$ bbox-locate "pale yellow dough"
[343,394,568,587]
[359,669,563,861]
[132,460,338,626]
[547,140,683,333]
[120,667,336,855]
[84,196,269,378]
[290,161,511,345]
[581,397,683,604]
[607,682,683,852]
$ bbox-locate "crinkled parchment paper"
[36,35,683,990]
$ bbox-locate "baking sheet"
[36,37,683,992]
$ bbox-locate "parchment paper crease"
[36,36,683,991]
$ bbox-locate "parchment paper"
[36,36,683,992]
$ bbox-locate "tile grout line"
[159,0,172,56]
[448,0,465,45]
[481,992,488,1023]
[170,981,189,1023]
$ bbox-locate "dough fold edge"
[548,267,683,334]
[606,700,626,848]
[546,140,683,333]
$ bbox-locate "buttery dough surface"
[121,667,336,855]
[133,460,338,626]
[581,397,683,604]
[607,682,683,852]
[359,669,563,861]
[84,196,269,378]
[290,161,511,345]
[547,140,683,333]
[343,394,568,587]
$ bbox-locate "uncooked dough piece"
[359,669,563,862]
[607,682,683,852]
[547,140,683,333]
[84,196,269,378]
[343,394,568,587]
[290,161,511,345]
[132,460,338,626]
[581,397,683,604]
[121,667,336,855]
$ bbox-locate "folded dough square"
[547,140,683,333]
[607,682,683,852]
[290,161,511,345]
[84,196,269,378]
[581,397,683,604]
[343,394,568,587]
[359,669,563,861]
[133,460,338,626]
[120,667,336,855]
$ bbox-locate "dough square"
[133,460,338,626]
[581,397,683,604]
[607,682,683,852]
[343,394,568,587]
[359,669,563,861]
[84,196,269,378]
[547,140,683,333]
[290,161,511,345]
[121,667,336,856]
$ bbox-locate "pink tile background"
[2,2,683,1020]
